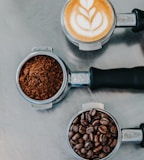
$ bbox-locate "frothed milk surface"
[63,0,115,42]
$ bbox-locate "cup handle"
[132,9,144,32]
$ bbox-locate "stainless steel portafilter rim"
[16,49,68,107]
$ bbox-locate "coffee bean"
[99,134,107,144]
[81,148,87,154]
[98,152,107,159]
[86,126,94,134]
[89,108,97,116]
[92,120,100,126]
[110,139,117,148]
[94,135,99,142]
[85,142,93,150]
[78,138,84,143]
[94,142,100,147]
[74,143,83,150]
[72,125,79,133]
[103,145,111,153]
[79,125,86,134]
[68,131,74,138]
[81,113,85,120]
[110,125,117,134]
[69,109,118,159]
[83,134,89,141]
[93,145,103,153]
[89,133,94,141]
[80,119,88,126]
[86,113,92,122]
[70,139,77,146]
[100,117,109,125]
[87,150,94,158]
[73,117,79,124]
[72,133,80,141]
[98,125,108,134]
[101,113,109,118]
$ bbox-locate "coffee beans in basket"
[68,109,118,159]
[19,55,63,100]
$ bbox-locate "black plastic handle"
[132,9,144,32]
[89,66,144,90]
[140,123,144,147]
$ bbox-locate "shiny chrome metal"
[70,72,90,87]
[116,13,136,27]
[121,129,143,143]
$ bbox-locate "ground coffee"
[19,55,63,100]
[68,109,118,159]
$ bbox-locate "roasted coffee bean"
[81,148,87,154]
[94,135,99,142]
[89,108,97,116]
[87,150,94,158]
[110,139,117,148]
[72,125,79,133]
[98,125,108,134]
[74,143,83,150]
[110,125,117,134]
[93,145,103,153]
[68,131,74,138]
[106,132,112,138]
[95,142,101,147]
[89,133,94,141]
[70,124,73,131]
[83,134,89,141]
[72,133,80,141]
[86,126,94,134]
[92,119,100,126]
[70,139,77,146]
[73,117,79,124]
[99,134,107,144]
[81,113,85,120]
[79,125,86,134]
[98,152,107,159]
[80,119,88,126]
[85,142,93,150]
[103,145,111,153]
[69,109,118,159]
[101,113,109,118]
[78,138,84,143]
[108,138,113,145]
[86,113,92,122]
[100,117,109,125]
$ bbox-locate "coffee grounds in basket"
[19,55,63,100]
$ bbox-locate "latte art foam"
[63,0,115,42]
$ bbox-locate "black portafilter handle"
[140,123,144,147]
[89,66,144,90]
[132,8,144,32]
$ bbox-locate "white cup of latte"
[61,0,144,51]
[61,0,116,51]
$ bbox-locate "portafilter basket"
[16,47,144,109]
[67,102,144,160]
